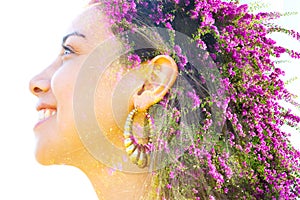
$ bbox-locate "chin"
[34,144,57,165]
[35,151,54,166]
[34,140,64,166]
[34,136,84,166]
[34,121,85,166]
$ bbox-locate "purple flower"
[98,0,300,198]
[187,89,201,108]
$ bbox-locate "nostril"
[33,87,43,93]
[29,76,50,96]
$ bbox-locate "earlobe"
[133,55,178,111]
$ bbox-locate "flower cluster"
[102,0,137,24]
[90,0,300,199]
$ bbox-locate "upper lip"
[36,103,57,111]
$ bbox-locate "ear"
[133,55,178,111]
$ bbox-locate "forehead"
[66,5,112,44]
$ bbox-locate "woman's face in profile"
[29,6,127,164]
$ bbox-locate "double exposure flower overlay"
[86,0,300,199]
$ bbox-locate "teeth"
[44,109,50,118]
[38,109,56,121]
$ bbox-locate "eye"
[61,45,74,56]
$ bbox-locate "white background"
[0,0,299,199]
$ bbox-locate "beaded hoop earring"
[123,108,154,168]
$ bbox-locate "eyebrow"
[62,32,86,45]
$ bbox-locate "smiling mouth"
[38,109,57,121]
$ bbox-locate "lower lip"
[34,114,56,130]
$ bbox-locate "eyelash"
[62,45,74,56]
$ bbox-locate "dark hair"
[90,0,300,199]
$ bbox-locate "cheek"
[46,61,83,151]
[52,58,85,114]
[52,64,76,128]
[52,62,77,99]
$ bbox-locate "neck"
[63,148,152,200]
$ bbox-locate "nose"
[29,58,62,96]
[29,73,51,96]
